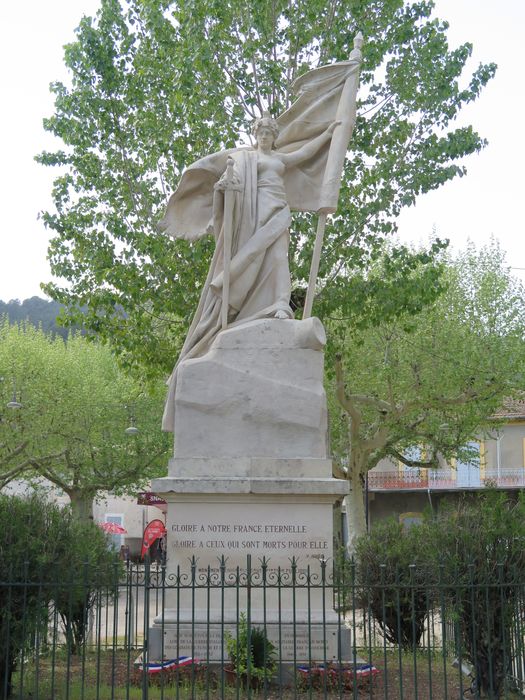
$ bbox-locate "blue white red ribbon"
[139,656,199,674]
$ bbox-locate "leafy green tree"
[0,384,30,489]
[37,0,495,378]
[0,494,120,697]
[0,325,69,489]
[52,517,123,655]
[0,322,169,521]
[330,241,525,545]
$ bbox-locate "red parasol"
[99,521,128,535]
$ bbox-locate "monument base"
[148,621,351,663]
[152,318,349,663]
[151,468,348,662]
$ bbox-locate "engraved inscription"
[162,623,339,662]
[169,521,328,559]
[166,503,334,578]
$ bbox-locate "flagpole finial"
[351,32,364,61]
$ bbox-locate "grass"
[9,648,525,699]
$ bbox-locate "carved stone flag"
[159,47,362,240]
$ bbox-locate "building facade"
[365,398,525,526]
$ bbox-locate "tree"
[0,494,120,697]
[0,297,83,486]
[37,0,496,379]
[0,386,29,489]
[0,322,169,521]
[0,326,69,490]
[329,240,525,546]
[52,517,123,655]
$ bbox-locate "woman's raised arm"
[279,120,341,168]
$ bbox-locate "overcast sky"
[0,0,524,302]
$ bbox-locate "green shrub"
[428,491,525,699]
[354,517,434,650]
[0,494,121,696]
[225,613,276,686]
[355,491,525,698]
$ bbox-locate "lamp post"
[125,418,139,436]
[2,377,22,409]
[124,405,139,435]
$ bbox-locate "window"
[105,514,124,550]
[454,441,485,487]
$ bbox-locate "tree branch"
[347,393,392,413]
[318,0,337,64]
[360,424,390,453]
[390,445,440,469]
[0,462,31,490]
[334,355,361,426]
[1,440,29,465]
[332,462,347,480]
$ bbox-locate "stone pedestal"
[152,318,348,661]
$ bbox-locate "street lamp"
[6,379,22,409]
[125,416,139,435]
[7,396,22,409]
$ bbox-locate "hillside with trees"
[0,297,72,338]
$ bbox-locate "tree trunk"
[346,445,368,555]
[345,464,367,553]
[67,489,95,524]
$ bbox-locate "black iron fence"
[2,556,525,699]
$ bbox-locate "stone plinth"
[152,318,349,661]
[172,317,328,459]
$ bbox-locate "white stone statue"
[160,37,363,431]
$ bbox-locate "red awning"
[137,492,167,513]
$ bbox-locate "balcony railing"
[367,468,525,491]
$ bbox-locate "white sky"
[0,0,524,302]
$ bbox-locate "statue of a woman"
[160,49,363,431]
[160,115,338,430]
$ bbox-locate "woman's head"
[252,111,279,146]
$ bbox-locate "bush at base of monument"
[431,491,525,699]
[225,613,277,688]
[353,517,433,651]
